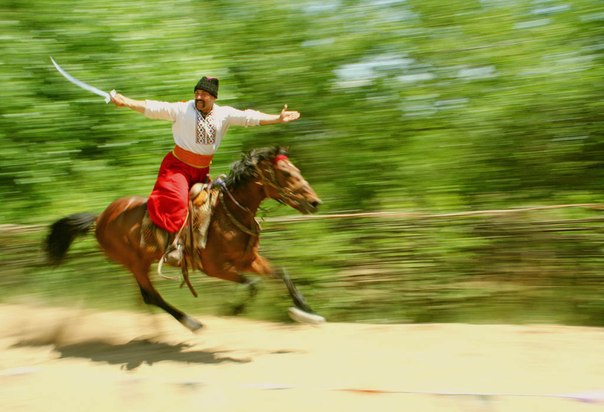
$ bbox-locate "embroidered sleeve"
[223,107,269,127]
[144,100,186,121]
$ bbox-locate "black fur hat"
[194,76,219,98]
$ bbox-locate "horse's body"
[46,147,323,331]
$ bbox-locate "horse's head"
[255,147,322,214]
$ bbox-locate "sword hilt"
[105,89,117,104]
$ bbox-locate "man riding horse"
[110,77,301,266]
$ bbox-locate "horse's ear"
[276,145,289,157]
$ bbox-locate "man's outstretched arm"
[258,104,300,125]
[111,93,146,114]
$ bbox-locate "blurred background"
[1,0,603,325]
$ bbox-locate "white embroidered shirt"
[144,100,268,155]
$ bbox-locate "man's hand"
[279,104,301,123]
[110,92,146,113]
[110,92,127,107]
[257,104,301,125]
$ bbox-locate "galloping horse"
[46,146,323,331]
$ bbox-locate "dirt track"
[1,303,604,412]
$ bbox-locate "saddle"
[140,182,220,296]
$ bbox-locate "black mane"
[225,146,288,189]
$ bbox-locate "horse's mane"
[225,146,288,189]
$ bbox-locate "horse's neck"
[226,183,265,217]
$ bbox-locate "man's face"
[194,89,216,113]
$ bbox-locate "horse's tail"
[45,212,97,265]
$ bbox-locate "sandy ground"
[1,303,604,412]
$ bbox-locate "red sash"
[172,145,213,168]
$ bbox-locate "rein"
[215,176,252,214]
[214,177,260,252]
[257,162,306,209]
[213,156,302,248]
[218,190,260,237]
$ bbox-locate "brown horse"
[46,146,323,331]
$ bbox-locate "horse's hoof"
[288,307,325,324]
[181,316,204,332]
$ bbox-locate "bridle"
[214,155,307,249]
[256,156,308,209]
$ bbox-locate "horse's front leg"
[277,267,313,313]
[250,257,325,324]
[202,262,260,315]
[249,257,310,310]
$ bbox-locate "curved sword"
[50,57,116,103]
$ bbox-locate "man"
[111,76,300,265]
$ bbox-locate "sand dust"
[1,303,603,411]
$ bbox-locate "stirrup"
[165,243,183,264]
[157,243,183,279]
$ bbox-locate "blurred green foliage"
[1,0,603,324]
[3,209,604,325]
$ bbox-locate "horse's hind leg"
[131,262,203,332]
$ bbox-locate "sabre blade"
[50,57,113,103]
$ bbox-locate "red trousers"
[147,152,209,233]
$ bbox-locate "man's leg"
[147,155,191,266]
